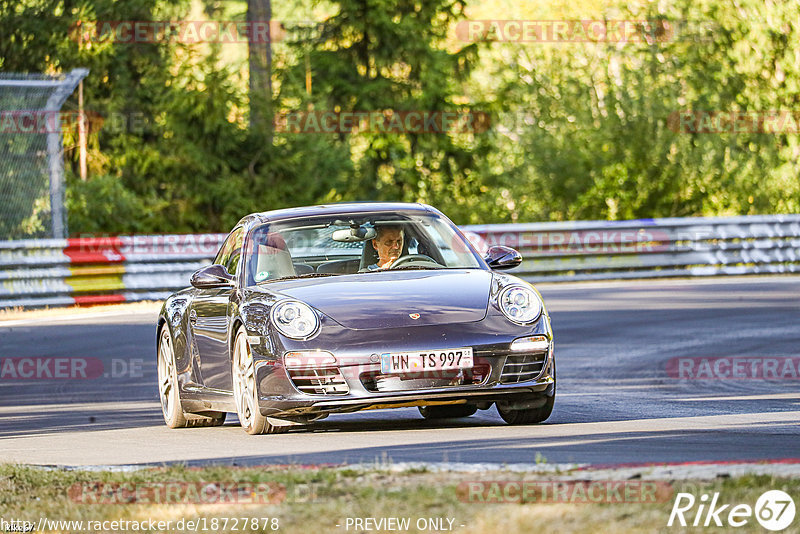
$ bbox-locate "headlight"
[270,300,320,339]
[498,285,542,324]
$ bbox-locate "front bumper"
[269,373,555,418]
[252,334,555,419]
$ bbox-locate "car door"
[190,226,244,392]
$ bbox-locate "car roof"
[236,202,437,228]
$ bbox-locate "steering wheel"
[389,254,440,268]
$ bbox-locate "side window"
[225,229,245,276]
[214,227,245,275]
[213,234,233,267]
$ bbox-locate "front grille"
[287,366,349,395]
[500,352,547,383]
[360,365,491,393]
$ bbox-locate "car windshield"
[243,212,484,286]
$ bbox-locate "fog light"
[284,351,336,369]
[510,335,549,352]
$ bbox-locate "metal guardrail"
[1,214,798,309]
[465,214,800,282]
[0,234,226,309]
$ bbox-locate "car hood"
[266,269,491,330]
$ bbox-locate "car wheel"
[418,404,478,419]
[496,365,556,425]
[158,325,188,428]
[496,394,554,424]
[232,326,287,435]
[158,325,227,428]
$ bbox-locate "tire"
[232,326,287,435]
[158,325,227,428]
[497,360,556,425]
[158,324,188,428]
[496,394,554,425]
[418,404,478,420]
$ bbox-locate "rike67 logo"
[668,490,796,530]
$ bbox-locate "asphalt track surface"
[1,276,798,468]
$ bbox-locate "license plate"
[380,347,473,374]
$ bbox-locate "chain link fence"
[0,69,88,240]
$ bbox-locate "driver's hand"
[378,256,397,269]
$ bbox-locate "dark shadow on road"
[126,427,800,468]
[0,404,163,439]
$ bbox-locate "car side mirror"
[190,264,234,288]
[484,245,522,270]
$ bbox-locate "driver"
[367,225,404,270]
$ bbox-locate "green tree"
[276,0,499,223]
[486,0,800,221]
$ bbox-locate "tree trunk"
[248,0,272,136]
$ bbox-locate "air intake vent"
[500,352,547,384]
[287,367,349,395]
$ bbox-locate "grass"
[1,464,798,533]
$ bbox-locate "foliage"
[481,0,800,221]
[274,0,496,224]
[0,0,797,235]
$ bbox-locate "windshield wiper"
[358,265,442,273]
[257,272,339,284]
